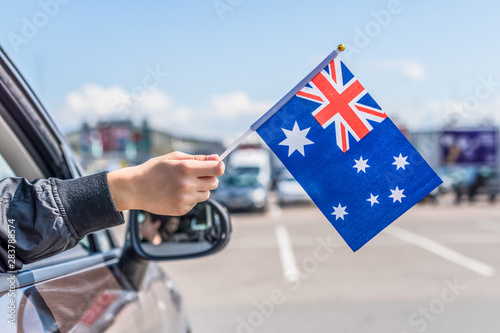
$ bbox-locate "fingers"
[194,190,211,203]
[169,151,219,162]
[183,177,218,211]
[181,159,225,178]
[133,152,224,216]
[166,151,225,177]
[194,154,219,161]
[167,151,196,160]
[197,176,219,191]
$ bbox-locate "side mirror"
[129,199,232,261]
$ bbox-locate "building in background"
[66,119,225,173]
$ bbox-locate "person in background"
[139,211,180,245]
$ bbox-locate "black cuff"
[53,172,125,239]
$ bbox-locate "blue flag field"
[252,49,442,251]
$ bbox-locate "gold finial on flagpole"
[337,44,345,52]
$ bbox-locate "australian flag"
[253,50,442,251]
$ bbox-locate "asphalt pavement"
[161,195,500,333]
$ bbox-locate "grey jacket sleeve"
[0,172,125,273]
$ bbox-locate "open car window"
[0,153,15,180]
[0,106,93,272]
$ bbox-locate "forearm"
[0,173,124,272]
[54,171,125,237]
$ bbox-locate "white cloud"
[56,83,179,131]
[210,91,273,119]
[170,106,193,124]
[384,97,500,131]
[55,85,273,139]
[64,84,129,117]
[139,89,172,112]
[403,62,426,81]
[375,59,426,81]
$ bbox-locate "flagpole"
[219,128,253,161]
[219,44,345,161]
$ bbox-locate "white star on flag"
[332,204,348,220]
[279,121,314,157]
[393,153,410,170]
[389,186,406,203]
[367,193,379,206]
[353,156,370,173]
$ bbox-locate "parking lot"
[162,195,500,333]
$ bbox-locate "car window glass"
[93,230,112,252]
[79,236,91,251]
[0,153,16,179]
[0,110,93,269]
[226,174,259,186]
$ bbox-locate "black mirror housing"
[129,199,232,261]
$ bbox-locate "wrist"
[107,167,139,211]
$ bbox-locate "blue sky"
[1,0,500,140]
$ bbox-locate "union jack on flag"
[251,48,442,251]
[296,59,387,153]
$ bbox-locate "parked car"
[276,170,312,206]
[436,165,500,203]
[213,171,268,212]
[0,46,231,332]
[454,166,500,203]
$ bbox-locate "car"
[212,171,269,212]
[436,165,500,204]
[228,147,272,190]
[481,171,500,202]
[0,46,231,332]
[454,166,500,203]
[275,170,312,206]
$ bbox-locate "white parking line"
[385,225,496,277]
[275,224,300,283]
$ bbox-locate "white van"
[228,148,272,189]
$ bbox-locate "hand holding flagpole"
[219,44,346,161]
